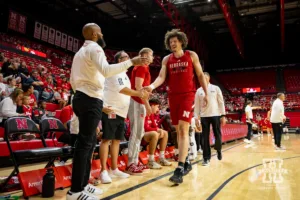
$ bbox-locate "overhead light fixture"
[133,15,137,18]
[208,0,211,2]
[75,8,79,11]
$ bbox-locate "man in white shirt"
[99,51,149,183]
[68,23,149,200]
[244,101,260,144]
[270,93,286,150]
[194,72,226,166]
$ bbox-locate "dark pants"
[272,123,283,147]
[195,132,203,151]
[201,117,222,161]
[247,122,253,140]
[70,91,103,193]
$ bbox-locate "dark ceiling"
[1,0,300,70]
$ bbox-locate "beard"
[97,37,106,48]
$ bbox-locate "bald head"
[82,23,102,41]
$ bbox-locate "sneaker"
[147,161,162,169]
[126,163,144,175]
[89,177,100,186]
[159,158,172,166]
[243,139,251,144]
[100,170,112,184]
[202,160,210,166]
[84,184,103,195]
[183,162,192,176]
[138,162,150,173]
[66,190,98,200]
[110,169,130,179]
[55,161,65,167]
[197,149,203,154]
[217,151,222,160]
[169,167,184,184]
[277,146,286,150]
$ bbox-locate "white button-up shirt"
[70,40,133,100]
[245,105,253,119]
[271,98,285,123]
[103,72,131,118]
[194,83,226,118]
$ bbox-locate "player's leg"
[159,130,172,166]
[99,139,112,183]
[143,131,161,169]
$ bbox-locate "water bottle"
[42,168,55,197]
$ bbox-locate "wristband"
[150,84,155,90]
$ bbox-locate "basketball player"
[144,29,208,184]
[68,23,149,200]
[126,48,154,175]
[265,108,273,137]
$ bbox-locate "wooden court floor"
[2,133,300,200]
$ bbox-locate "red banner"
[18,14,27,34]
[21,46,47,58]
[8,10,19,31]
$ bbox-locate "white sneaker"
[147,161,162,169]
[66,190,98,200]
[197,149,203,154]
[244,139,251,144]
[55,161,65,167]
[84,184,103,195]
[100,170,112,184]
[110,168,130,179]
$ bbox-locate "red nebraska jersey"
[166,51,197,94]
[23,105,32,119]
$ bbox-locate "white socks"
[159,151,165,159]
[149,154,155,162]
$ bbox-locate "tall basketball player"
[144,29,208,184]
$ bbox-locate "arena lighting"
[208,0,211,2]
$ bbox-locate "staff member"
[270,93,286,150]
[194,72,226,166]
[68,23,148,200]
[244,101,260,144]
[99,51,149,183]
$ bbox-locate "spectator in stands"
[22,84,37,107]
[25,70,50,101]
[5,60,21,82]
[0,88,25,125]
[32,101,48,124]
[143,98,172,169]
[1,57,13,76]
[0,52,4,62]
[0,74,7,100]
[5,77,16,97]
[54,87,67,109]
[18,61,30,80]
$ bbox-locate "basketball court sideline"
[2,134,300,200]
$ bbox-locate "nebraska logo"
[16,118,28,130]
[183,111,190,118]
[48,119,58,129]
[28,180,43,188]
[118,161,126,167]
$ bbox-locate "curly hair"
[164,29,188,51]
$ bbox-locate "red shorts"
[168,92,195,125]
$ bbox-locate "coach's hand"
[220,117,226,126]
[131,56,150,66]
[203,95,208,107]
[102,106,114,115]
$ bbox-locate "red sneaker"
[126,163,144,175]
[138,162,150,173]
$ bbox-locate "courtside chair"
[1,117,63,192]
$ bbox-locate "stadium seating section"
[284,69,300,92]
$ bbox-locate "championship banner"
[8,10,19,31]
[34,22,42,39]
[67,36,73,51]
[41,25,49,42]
[61,33,67,49]
[48,28,55,44]
[18,14,27,34]
[55,30,61,46]
[73,38,78,52]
